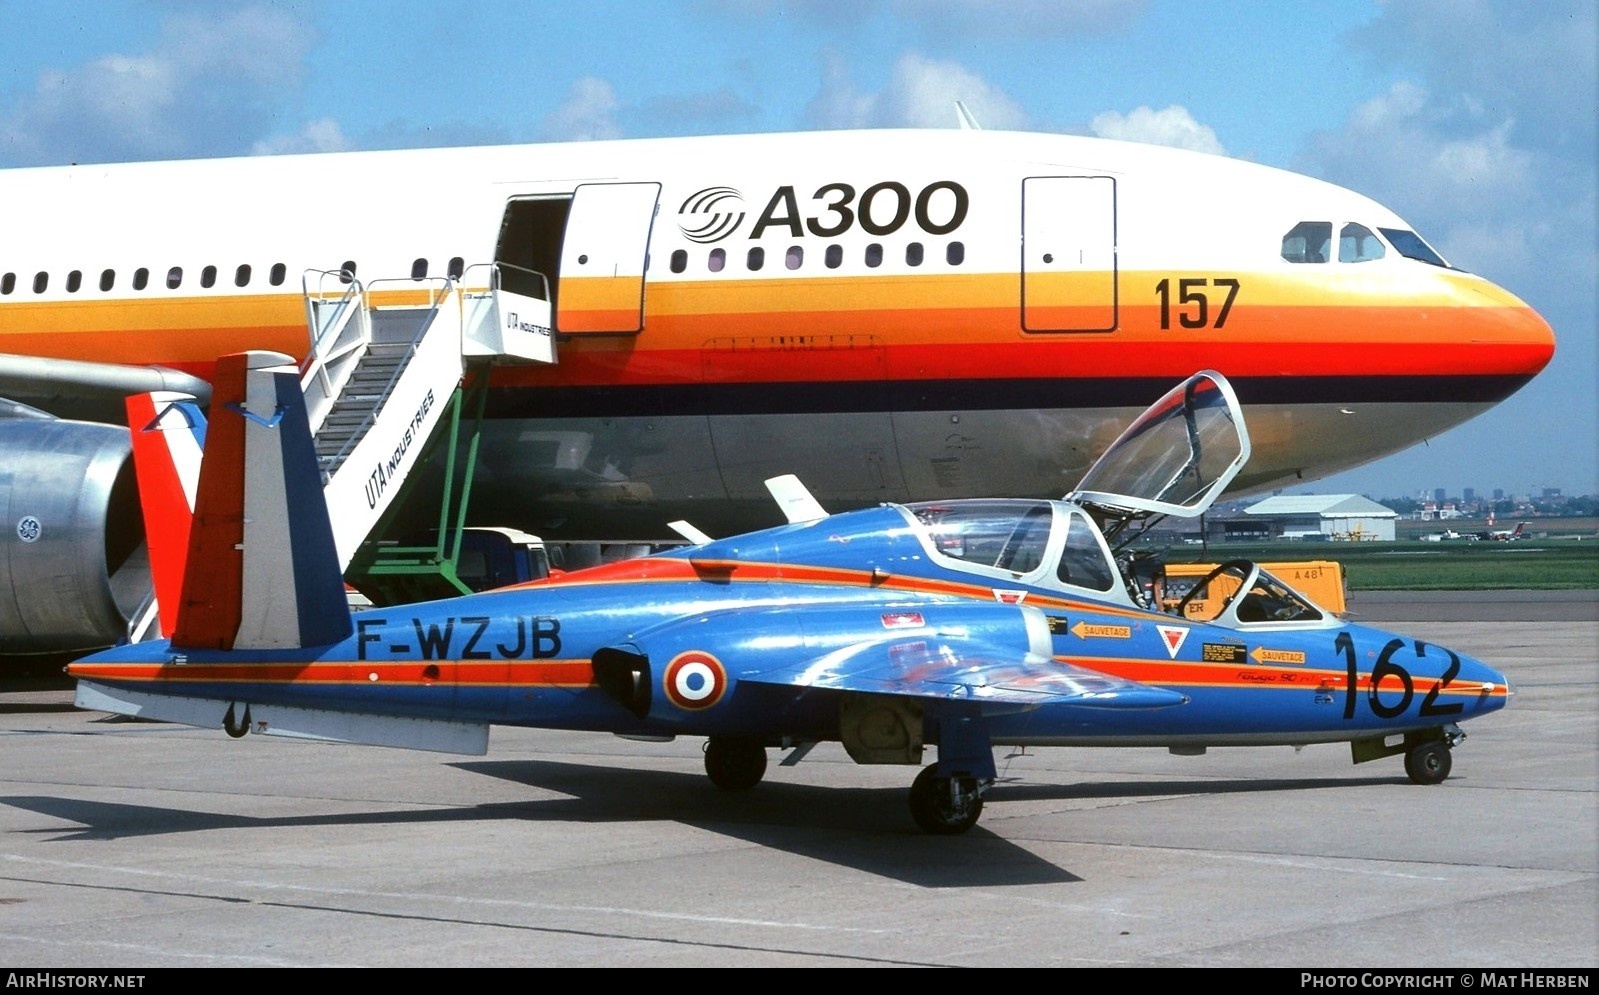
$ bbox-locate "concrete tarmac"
[1,591,1594,968]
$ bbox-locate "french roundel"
[663,650,728,710]
[677,186,745,244]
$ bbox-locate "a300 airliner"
[0,127,1556,657]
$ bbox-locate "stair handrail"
[461,260,552,303]
[302,267,370,397]
[319,275,460,477]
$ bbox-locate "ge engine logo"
[16,515,41,543]
[677,186,746,244]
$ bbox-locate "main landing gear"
[703,736,768,791]
[908,765,989,835]
[702,736,992,834]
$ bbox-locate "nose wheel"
[1404,739,1452,784]
[908,764,988,834]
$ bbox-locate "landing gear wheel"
[908,764,985,835]
[1405,740,1452,784]
[222,702,251,739]
[704,737,768,791]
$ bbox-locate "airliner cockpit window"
[1338,223,1385,263]
[1281,221,1332,263]
[1378,227,1452,268]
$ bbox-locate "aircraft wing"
[740,636,1188,709]
[620,601,1187,712]
[0,352,213,423]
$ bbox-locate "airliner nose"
[1469,278,1557,385]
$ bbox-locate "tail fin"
[171,351,352,651]
[125,390,207,637]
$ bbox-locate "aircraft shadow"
[0,764,1397,889]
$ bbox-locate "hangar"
[1242,494,1399,541]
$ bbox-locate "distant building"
[1243,494,1399,541]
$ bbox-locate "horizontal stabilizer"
[75,680,489,755]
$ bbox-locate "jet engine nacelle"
[0,419,146,655]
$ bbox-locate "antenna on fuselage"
[955,101,981,130]
[765,474,829,524]
[668,520,714,545]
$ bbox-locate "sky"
[2,0,1594,502]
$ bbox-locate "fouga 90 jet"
[69,355,1511,834]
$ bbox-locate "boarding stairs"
[299,264,557,571]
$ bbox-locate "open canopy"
[1066,371,1250,520]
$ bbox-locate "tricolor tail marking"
[172,350,352,651]
[125,390,206,636]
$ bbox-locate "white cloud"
[1302,0,1598,494]
[805,52,1025,130]
[0,4,315,165]
[251,118,355,156]
[1089,105,1226,155]
[1304,81,1539,251]
[892,0,1146,38]
[541,77,624,142]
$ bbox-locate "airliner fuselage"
[0,129,1556,653]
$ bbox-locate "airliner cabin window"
[946,241,965,265]
[1056,510,1116,592]
[166,267,182,289]
[708,248,725,272]
[825,244,843,269]
[100,269,115,291]
[447,257,464,279]
[865,243,883,268]
[134,268,150,290]
[785,246,803,270]
[1281,221,1332,263]
[1,273,13,294]
[906,242,924,266]
[201,265,217,288]
[669,250,687,273]
[747,247,765,271]
[1339,223,1385,263]
[410,258,428,279]
[269,263,286,286]
[66,270,82,293]
[339,261,356,284]
[32,272,47,293]
[234,264,251,287]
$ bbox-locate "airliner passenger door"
[556,182,661,334]
[1021,176,1117,332]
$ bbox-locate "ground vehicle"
[1162,560,1347,618]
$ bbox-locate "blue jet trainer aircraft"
[69,355,1511,834]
